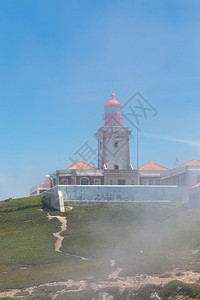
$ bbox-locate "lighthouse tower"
[96,94,132,177]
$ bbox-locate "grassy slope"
[1,199,200,293]
[0,196,42,213]
[0,202,89,291]
[63,203,200,275]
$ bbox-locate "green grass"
[62,203,200,275]
[2,200,200,294]
[0,201,108,291]
[0,196,42,212]
[14,290,30,296]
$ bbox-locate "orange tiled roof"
[176,159,200,169]
[66,161,97,170]
[139,162,169,171]
[42,179,50,186]
[188,182,200,189]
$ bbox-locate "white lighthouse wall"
[98,139,103,169]
[104,136,129,170]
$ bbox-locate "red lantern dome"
[103,93,122,126]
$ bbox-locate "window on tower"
[105,107,121,114]
[114,142,118,148]
[114,165,119,170]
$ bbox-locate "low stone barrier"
[43,185,188,211]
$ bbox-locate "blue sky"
[0,0,200,199]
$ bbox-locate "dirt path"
[108,259,124,279]
[47,214,67,252]
[47,208,88,260]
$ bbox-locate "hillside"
[1,198,200,299]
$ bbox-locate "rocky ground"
[1,265,200,299]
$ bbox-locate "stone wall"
[43,185,188,211]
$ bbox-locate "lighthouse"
[96,93,133,184]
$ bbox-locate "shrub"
[175,271,184,277]
[182,283,200,298]
[160,280,200,298]
[134,284,161,300]
[159,273,172,278]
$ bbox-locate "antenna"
[112,80,114,93]
[56,155,58,171]
[137,130,140,185]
